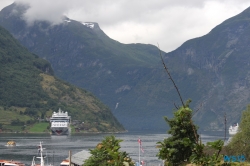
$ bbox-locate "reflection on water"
[0,131,225,166]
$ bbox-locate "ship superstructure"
[50,108,71,135]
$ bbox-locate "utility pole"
[69,150,71,166]
[53,151,55,166]
[224,113,227,142]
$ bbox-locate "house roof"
[66,150,91,165]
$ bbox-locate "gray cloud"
[1,0,250,52]
[15,0,74,25]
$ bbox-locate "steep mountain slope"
[0,3,167,131]
[162,7,250,129]
[2,3,250,131]
[0,24,124,132]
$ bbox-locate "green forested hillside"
[0,3,166,131]
[0,25,124,132]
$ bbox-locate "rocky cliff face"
[161,7,250,129]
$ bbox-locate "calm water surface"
[0,131,226,166]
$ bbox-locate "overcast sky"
[0,0,250,53]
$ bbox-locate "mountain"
[0,3,167,131]
[0,23,124,132]
[1,2,250,131]
[162,7,250,128]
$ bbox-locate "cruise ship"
[50,108,71,135]
[229,123,239,135]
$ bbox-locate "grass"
[3,125,23,132]
[0,108,31,125]
[28,122,50,133]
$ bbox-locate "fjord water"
[0,131,225,166]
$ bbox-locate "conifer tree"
[157,100,199,165]
[157,47,223,165]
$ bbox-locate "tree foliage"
[0,25,124,132]
[83,135,134,166]
[226,104,250,159]
[156,102,225,166]
[157,100,199,165]
[190,139,224,165]
[157,48,224,165]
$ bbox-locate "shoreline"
[0,130,128,134]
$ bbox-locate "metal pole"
[69,150,71,166]
[224,113,227,142]
[139,138,140,165]
[53,151,55,166]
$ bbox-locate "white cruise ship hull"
[228,123,239,135]
[51,127,70,135]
